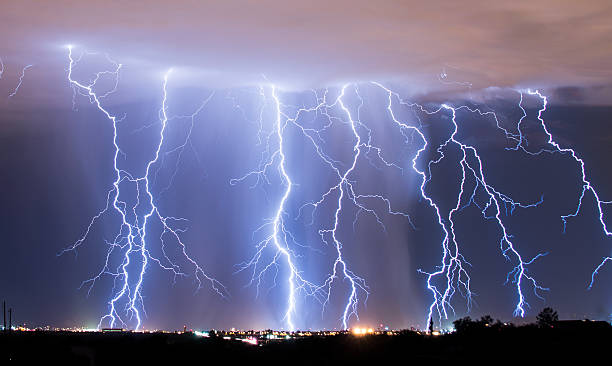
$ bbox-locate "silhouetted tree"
[428,318,434,334]
[479,315,494,326]
[490,319,505,330]
[453,316,474,333]
[453,315,504,333]
[536,307,558,328]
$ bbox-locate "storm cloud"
[2,1,612,93]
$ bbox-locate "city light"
[352,327,374,336]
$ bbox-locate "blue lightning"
[234,84,610,329]
[512,90,611,289]
[60,46,226,330]
[233,86,322,331]
[8,64,33,98]
[524,90,610,237]
[372,83,548,328]
[156,90,215,196]
[313,86,371,330]
[50,44,610,330]
[314,85,414,329]
[590,257,612,289]
[234,85,415,330]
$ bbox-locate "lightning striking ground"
[514,90,611,289]
[233,86,322,331]
[233,80,611,330]
[372,83,549,328]
[60,46,225,330]
[235,85,415,330]
[47,45,610,330]
[314,85,415,329]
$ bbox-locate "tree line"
[452,307,559,332]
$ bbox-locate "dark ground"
[1,324,610,365]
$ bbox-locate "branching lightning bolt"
[511,90,611,289]
[372,83,548,328]
[8,64,33,98]
[233,86,323,331]
[234,85,415,330]
[313,85,414,329]
[49,43,610,331]
[60,46,226,330]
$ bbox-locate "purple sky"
[2,1,612,93]
[0,2,611,331]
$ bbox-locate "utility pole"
[8,308,12,332]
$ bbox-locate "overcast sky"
[2,1,612,93]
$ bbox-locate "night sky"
[1,1,611,331]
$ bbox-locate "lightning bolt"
[590,257,612,289]
[320,86,368,330]
[231,86,319,331]
[232,86,323,331]
[524,90,610,237]
[235,85,414,330]
[372,83,547,328]
[314,85,413,329]
[157,90,215,197]
[52,44,610,330]
[8,64,33,98]
[512,90,611,289]
[60,46,226,330]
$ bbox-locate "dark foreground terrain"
[1,323,610,365]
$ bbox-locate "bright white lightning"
[157,91,215,196]
[524,90,611,237]
[55,44,610,330]
[234,86,322,331]
[269,86,299,330]
[61,46,226,330]
[319,85,368,330]
[235,85,414,330]
[372,83,547,328]
[515,90,611,289]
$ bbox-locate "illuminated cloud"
[2,1,611,95]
